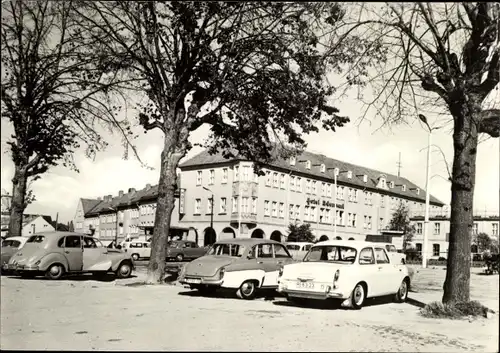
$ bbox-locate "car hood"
[282,261,351,282]
[184,255,236,277]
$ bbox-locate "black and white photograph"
[1,1,499,351]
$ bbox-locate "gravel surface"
[1,266,498,351]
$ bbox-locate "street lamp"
[418,114,442,269]
[202,187,214,232]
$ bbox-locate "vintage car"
[166,240,207,262]
[4,232,134,280]
[376,242,407,264]
[178,238,296,299]
[277,240,411,309]
[1,236,28,273]
[122,240,151,261]
[285,242,313,261]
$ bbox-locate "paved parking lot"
[1,266,498,351]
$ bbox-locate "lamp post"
[202,187,214,231]
[418,114,441,269]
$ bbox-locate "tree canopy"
[287,223,315,243]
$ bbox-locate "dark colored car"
[166,240,208,262]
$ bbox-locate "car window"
[304,246,357,263]
[65,235,82,248]
[57,237,65,248]
[303,244,312,251]
[2,240,21,248]
[92,238,104,248]
[83,237,97,248]
[27,235,45,243]
[389,245,397,253]
[207,243,245,257]
[375,248,390,264]
[257,244,274,258]
[131,242,143,248]
[286,244,300,251]
[274,244,292,258]
[359,247,375,265]
[143,242,150,248]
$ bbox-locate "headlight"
[219,267,225,280]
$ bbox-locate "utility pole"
[55,212,59,231]
[397,152,402,178]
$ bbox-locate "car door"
[374,247,397,295]
[358,247,380,297]
[256,243,280,287]
[82,236,107,271]
[184,242,196,259]
[63,235,83,271]
[265,244,295,287]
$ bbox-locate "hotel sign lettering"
[306,198,344,209]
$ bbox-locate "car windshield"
[2,240,21,248]
[303,245,357,264]
[27,235,45,243]
[207,243,245,257]
[286,245,300,251]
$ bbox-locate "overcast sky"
[1,93,498,224]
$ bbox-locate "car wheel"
[394,278,409,303]
[351,282,366,309]
[236,280,257,300]
[45,264,64,280]
[176,254,184,262]
[131,253,139,261]
[116,262,132,279]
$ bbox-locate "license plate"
[184,278,201,284]
[296,281,315,289]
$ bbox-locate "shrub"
[420,300,492,319]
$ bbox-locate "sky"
[1,94,499,224]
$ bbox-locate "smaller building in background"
[21,214,55,237]
[410,210,499,259]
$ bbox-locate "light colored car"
[178,238,296,299]
[277,240,411,309]
[4,232,134,280]
[122,240,151,261]
[1,236,28,273]
[285,242,313,261]
[166,240,208,262]
[371,242,406,264]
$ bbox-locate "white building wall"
[22,217,55,237]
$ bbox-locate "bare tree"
[1,0,138,237]
[74,1,385,283]
[342,3,499,303]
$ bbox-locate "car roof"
[31,231,84,237]
[313,240,390,250]
[215,238,282,245]
[3,236,27,242]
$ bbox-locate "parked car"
[285,242,313,261]
[122,240,151,261]
[277,240,411,309]
[166,240,207,262]
[4,232,134,280]
[178,238,296,299]
[1,236,28,274]
[367,242,406,264]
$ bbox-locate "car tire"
[131,253,139,261]
[115,261,132,279]
[351,282,366,310]
[176,254,184,262]
[45,264,64,280]
[236,280,257,300]
[394,278,409,303]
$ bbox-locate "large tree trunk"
[7,166,28,238]
[442,113,479,304]
[146,129,187,284]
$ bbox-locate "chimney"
[119,190,124,197]
[128,188,136,194]
[107,194,112,201]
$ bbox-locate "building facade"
[410,211,500,259]
[74,148,446,247]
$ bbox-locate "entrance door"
[63,235,83,271]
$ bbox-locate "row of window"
[196,166,259,186]
[193,197,258,215]
[415,243,442,257]
[416,222,499,236]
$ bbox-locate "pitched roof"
[81,199,102,215]
[180,148,445,206]
[23,214,53,226]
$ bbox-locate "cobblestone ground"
[1,266,498,351]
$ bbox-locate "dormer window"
[347,171,352,179]
[320,164,325,173]
[306,160,311,169]
[290,157,296,166]
[363,175,368,183]
[334,167,339,176]
[416,188,420,195]
[380,177,386,188]
[389,181,395,188]
[402,185,406,191]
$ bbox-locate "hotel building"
[73,147,446,246]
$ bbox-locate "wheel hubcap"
[400,282,407,298]
[241,282,254,295]
[50,266,61,275]
[120,265,131,275]
[354,285,364,305]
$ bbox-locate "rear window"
[27,235,45,243]
[2,240,21,248]
[286,245,300,251]
[304,245,357,264]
